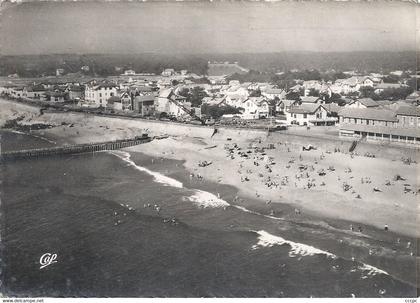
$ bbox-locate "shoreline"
[1,97,418,238]
[1,122,418,288]
[110,149,418,288]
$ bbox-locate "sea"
[0,130,417,297]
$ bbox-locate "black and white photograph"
[0,0,418,299]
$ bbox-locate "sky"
[0,1,417,55]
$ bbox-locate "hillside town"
[1,62,419,146]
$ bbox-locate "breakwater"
[0,135,152,162]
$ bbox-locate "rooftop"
[300,96,320,103]
[288,103,325,114]
[396,106,420,117]
[350,98,379,107]
[338,108,398,122]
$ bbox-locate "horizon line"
[1,50,417,57]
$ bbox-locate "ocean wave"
[252,230,336,258]
[232,205,283,221]
[30,133,56,144]
[358,263,389,276]
[252,230,390,277]
[109,150,183,188]
[183,190,230,208]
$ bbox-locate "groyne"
[0,136,152,162]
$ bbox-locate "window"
[99,93,102,97]
[303,114,307,118]
[366,120,369,125]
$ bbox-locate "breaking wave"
[252,230,390,277]
[358,263,389,276]
[109,150,183,188]
[184,190,230,208]
[251,230,336,258]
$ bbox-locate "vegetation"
[285,91,301,101]
[249,89,262,97]
[226,70,272,83]
[360,85,414,101]
[1,51,415,78]
[307,88,320,97]
[178,87,208,107]
[201,104,241,119]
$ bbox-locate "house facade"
[155,89,190,118]
[85,82,118,107]
[242,97,270,119]
[396,106,420,128]
[276,99,298,114]
[286,104,336,126]
[133,95,155,116]
[338,107,420,145]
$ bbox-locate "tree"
[307,88,320,97]
[201,104,241,119]
[359,86,375,99]
[383,75,400,84]
[286,91,301,101]
[178,87,208,107]
[378,87,414,101]
[249,89,261,97]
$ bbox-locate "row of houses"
[296,76,409,97]
[0,83,84,102]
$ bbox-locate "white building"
[123,70,136,76]
[84,82,118,107]
[156,89,191,118]
[286,104,336,126]
[162,69,175,77]
[241,97,270,119]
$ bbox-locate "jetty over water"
[0,134,152,162]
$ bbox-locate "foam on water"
[252,230,336,258]
[109,150,183,188]
[184,190,230,208]
[232,205,284,221]
[358,263,389,276]
[30,133,56,144]
[252,231,390,277]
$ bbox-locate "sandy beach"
[1,99,419,238]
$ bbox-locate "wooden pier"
[0,135,152,162]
